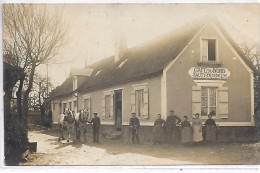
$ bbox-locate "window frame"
[62,102,67,113]
[201,86,218,117]
[200,37,219,63]
[82,94,91,116]
[194,80,225,119]
[135,89,144,118]
[131,83,149,119]
[103,90,114,120]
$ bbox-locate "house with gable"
[50,17,256,141]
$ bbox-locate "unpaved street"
[22,129,260,165]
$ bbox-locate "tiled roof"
[78,18,206,92]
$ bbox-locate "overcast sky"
[35,4,260,88]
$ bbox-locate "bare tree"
[3,4,67,123]
[240,40,260,109]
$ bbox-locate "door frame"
[114,89,123,127]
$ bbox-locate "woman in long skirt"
[181,116,192,145]
[205,113,217,142]
[192,113,203,144]
[152,114,166,145]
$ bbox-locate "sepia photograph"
[2,2,260,170]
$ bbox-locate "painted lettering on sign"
[188,67,231,80]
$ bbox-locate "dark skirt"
[181,127,193,144]
[205,125,216,141]
[153,126,165,142]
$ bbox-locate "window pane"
[208,39,216,61]
[209,88,216,106]
[135,90,144,117]
[63,103,66,112]
[201,87,207,96]
[201,87,217,116]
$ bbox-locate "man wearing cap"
[90,112,101,143]
[129,112,140,144]
[166,110,181,145]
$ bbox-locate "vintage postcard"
[2,2,260,172]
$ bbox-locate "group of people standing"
[152,110,217,145]
[75,109,217,145]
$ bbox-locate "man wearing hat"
[90,112,101,143]
[129,112,140,144]
[166,110,181,145]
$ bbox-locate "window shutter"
[110,93,114,119]
[130,91,135,115]
[101,95,105,118]
[143,88,149,119]
[218,87,228,119]
[202,39,208,62]
[192,86,201,117]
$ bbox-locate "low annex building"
[50,17,256,141]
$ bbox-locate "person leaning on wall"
[181,115,193,146]
[152,114,166,145]
[165,110,181,146]
[204,113,217,143]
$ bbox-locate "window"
[201,87,217,116]
[63,103,67,112]
[69,102,72,110]
[135,89,144,117]
[192,85,228,119]
[53,103,56,111]
[95,70,102,76]
[117,59,128,69]
[83,97,91,115]
[201,39,216,62]
[84,98,90,111]
[130,85,149,119]
[101,92,114,119]
[105,95,112,118]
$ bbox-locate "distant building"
[50,17,256,141]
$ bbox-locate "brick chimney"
[114,38,127,62]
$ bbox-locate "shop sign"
[188,67,231,80]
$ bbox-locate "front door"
[114,89,122,130]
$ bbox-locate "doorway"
[114,89,122,131]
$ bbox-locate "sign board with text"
[188,67,231,80]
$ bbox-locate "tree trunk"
[22,64,36,125]
[17,77,24,122]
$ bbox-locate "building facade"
[50,18,256,141]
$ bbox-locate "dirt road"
[22,130,260,165]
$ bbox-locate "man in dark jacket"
[90,112,101,143]
[129,112,140,144]
[166,110,181,145]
